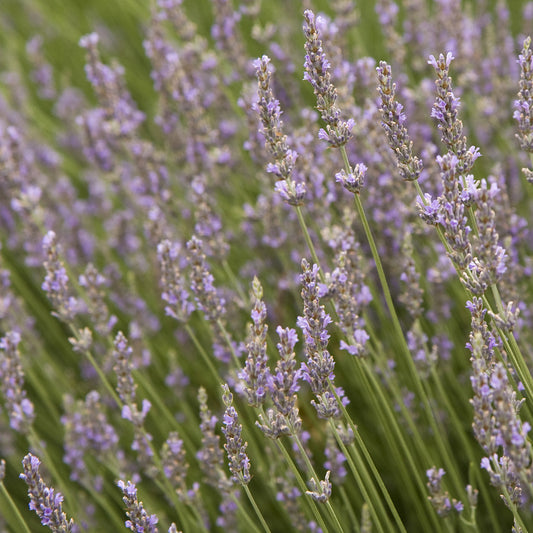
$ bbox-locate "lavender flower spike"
[197,386,231,491]
[161,431,189,500]
[186,236,225,323]
[376,61,423,181]
[117,480,159,533]
[303,9,354,148]
[238,277,270,407]
[253,55,306,206]
[42,231,78,322]
[514,36,533,182]
[514,36,533,153]
[335,164,367,195]
[306,470,332,503]
[257,326,302,439]
[0,331,34,433]
[298,259,346,419]
[253,55,295,179]
[298,260,335,397]
[221,384,251,485]
[426,467,463,517]
[428,52,481,175]
[157,240,193,322]
[112,331,137,406]
[20,453,75,532]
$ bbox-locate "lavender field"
[1,0,533,531]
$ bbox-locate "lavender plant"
[0,1,533,532]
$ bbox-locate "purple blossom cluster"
[1,2,533,532]
[428,52,481,175]
[298,260,348,419]
[117,479,159,533]
[161,431,194,502]
[253,55,306,206]
[61,391,119,485]
[426,467,464,517]
[239,277,269,407]
[79,32,145,139]
[0,331,34,433]
[20,454,75,532]
[321,250,370,357]
[156,240,194,322]
[42,231,79,323]
[221,384,251,485]
[302,10,354,148]
[376,61,423,182]
[514,37,533,156]
[257,326,302,439]
[467,296,532,507]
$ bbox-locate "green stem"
[229,490,264,533]
[185,323,222,385]
[222,258,249,306]
[0,480,32,533]
[341,361,441,532]
[275,439,330,533]
[243,483,272,533]
[339,485,359,531]
[295,205,323,276]
[289,430,344,532]
[327,419,388,533]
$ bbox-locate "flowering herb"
[0,3,532,533]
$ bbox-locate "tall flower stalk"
[1,2,533,532]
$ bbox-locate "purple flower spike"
[0,331,34,433]
[20,454,75,532]
[257,326,302,439]
[239,277,270,407]
[113,331,137,406]
[335,164,367,194]
[428,52,480,175]
[42,231,79,323]
[298,259,342,419]
[157,240,194,322]
[117,480,159,533]
[426,466,463,517]
[303,10,354,148]
[221,384,251,485]
[514,36,533,182]
[376,61,423,181]
[254,55,306,205]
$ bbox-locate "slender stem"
[185,323,221,385]
[0,481,32,533]
[327,419,387,533]
[230,491,264,533]
[289,430,344,532]
[339,486,359,531]
[295,205,324,277]
[216,318,242,369]
[328,383,407,532]
[340,362,442,532]
[243,483,272,533]
[351,188,471,498]
[222,258,249,306]
[325,499,346,533]
[275,439,330,533]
